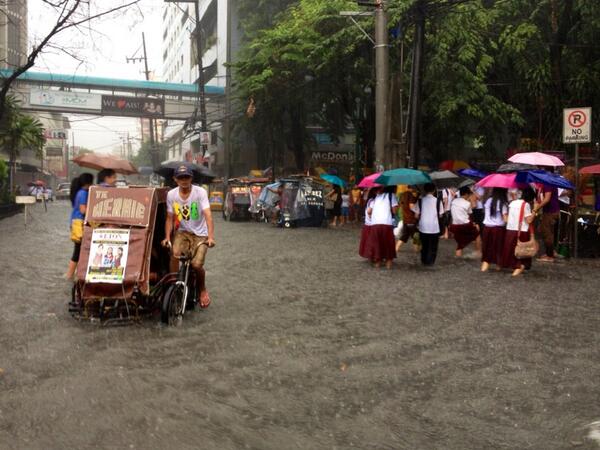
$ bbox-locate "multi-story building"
[160,0,238,173]
[0,1,28,69]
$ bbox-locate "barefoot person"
[500,187,536,276]
[480,188,508,272]
[162,165,215,308]
[449,186,481,257]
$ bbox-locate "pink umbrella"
[357,172,383,188]
[508,152,564,167]
[580,164,600,174]
[476,173,522,189]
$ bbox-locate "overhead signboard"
[44,129,67,140]
[30,88,101,111]
[563,107,591,144]
[101,95,165,118]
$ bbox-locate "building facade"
[0,1,28,69]
[160,0,238,172]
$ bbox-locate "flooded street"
[2,201,600,449]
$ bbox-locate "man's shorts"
[173,231,208,268]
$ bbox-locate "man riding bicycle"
[162,165,215,308]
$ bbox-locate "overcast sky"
[29,0,164,154]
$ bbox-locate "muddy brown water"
[1,202,600,449]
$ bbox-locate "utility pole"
[223,0,232,180]
[127,33,158,167]
[408,1,425,169]
[374,0,389,171]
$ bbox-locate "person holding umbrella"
[480,188,508,272]
[449,186,481,257]
[533,181,560,262]
[366,186,398,269]
[162,165,215,308]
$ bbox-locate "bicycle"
[160,245,199,326]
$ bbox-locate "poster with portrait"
[85,229,130,284]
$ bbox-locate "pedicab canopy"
[76,186,169,299]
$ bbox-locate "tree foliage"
[234,0,600,170]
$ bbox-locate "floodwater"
[1,201,600,449]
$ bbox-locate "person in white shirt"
[412,183,444,266]
[449,186,481,257]
[440,187,455,239]
[500,187,536,276]
[481,188,508,272]
[359,189,378,260]
[366,186,398,269]
[162,165,215,308]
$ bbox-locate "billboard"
[101,95,165,118]
[30,89,101,111]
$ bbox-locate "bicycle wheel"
[161,284,185,325]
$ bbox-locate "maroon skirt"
[481,226,506,264]
[359,225,372,259]
[365,224,396,261]
[500,229,532,270]
[449,223,479,250]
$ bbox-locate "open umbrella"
[155,161,216,184]
[357,172,382,189]
[580,164,600,175]
[458,168,487,179]
[515,170,575,189]
[375,168,431,186]
[508,152,564,167]
[476,173,523,189]
[439,160,470,171]
[320,173,347,187]
[72,153,138,175]
[496,162,539,173]
[429,170,461,188]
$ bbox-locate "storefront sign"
[44,129,67,139]
[311,151,355,163]
[85,229,130,284]
[45,147,63,157]
[101,95,165,118]
[30,89,101,111]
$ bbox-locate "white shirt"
[483,197,508,227]
[506,199,532,232]
[364,199,374,226]
[451,197,472,225]
[412,194,442,234]
[370,193,398,226]
[441,188,455,213]
[558,188,570,205]
[341,194,350,208]
[167,185,211,236]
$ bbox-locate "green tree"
[0,98,46,193]
[132,141,167,168]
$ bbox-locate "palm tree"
[0,98,46,194]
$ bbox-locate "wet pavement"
[1,201,600,449]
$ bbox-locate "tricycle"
[69,185,198,325]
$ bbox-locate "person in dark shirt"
[534,184,559,262]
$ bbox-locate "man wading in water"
[162,165,216,308]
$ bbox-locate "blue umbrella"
[458,168,488,179]
[515,170,574,190]
[320,173,347,187]
[375,168,431,186]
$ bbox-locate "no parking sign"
[563,107,591,144]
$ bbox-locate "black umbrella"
[155,161,216,184]
[496,162,539,173]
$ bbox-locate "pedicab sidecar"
[70,185,174,325]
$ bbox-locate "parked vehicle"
[56,183,71,200]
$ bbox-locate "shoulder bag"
[515,201,539,259]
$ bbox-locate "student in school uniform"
[395,186,419,253]
[500,187,537,276]
[480,187,508,272]
[449,186,481,257]
[412,183,444,266]
[366,186,398,269]
[359,189,378,260]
